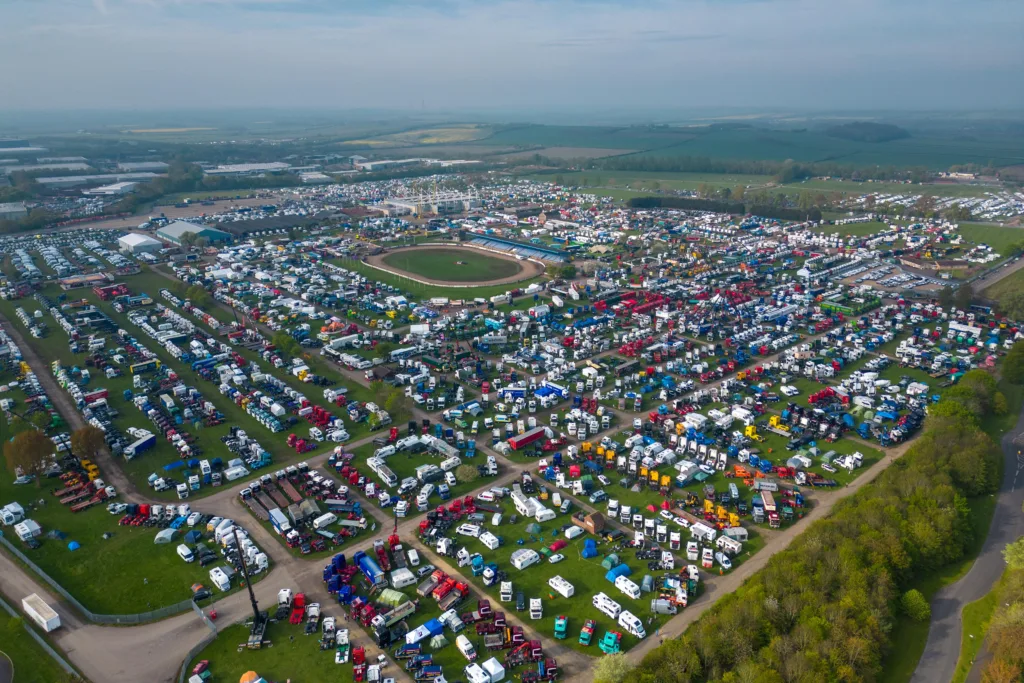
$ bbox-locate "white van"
[176,544,194,563]
[618,610,646,639]
[564,526,584,540]
[406,548,420,567]
[456,634,477,661]
[714,551,733,570]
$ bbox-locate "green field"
[957,223,1024,253]
[814,221,891,237]
[784,178,996,198]
[0,462,262,614]
[188,621,356,683]
[331,257,545,300]
[0,614,72,683]
[983,266,1024,300]
[381,248,523,283]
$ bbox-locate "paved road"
[971,256,1024,295]
[910,407,1024,683]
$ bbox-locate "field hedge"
[631,374,1002,683]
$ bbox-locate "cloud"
[1,0,1022,111]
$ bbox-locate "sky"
[1,0,1022,113]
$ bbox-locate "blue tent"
[67,541,81,551]
[184,530,202,544]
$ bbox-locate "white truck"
[22,593,60,632]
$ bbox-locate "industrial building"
[203,162,291,177]
[156,221,231,246]
[1,162,91,174]
[355,159,424,172]
[35,173,161,189]
[118,233,163,255]
[117,161,170,172]
[0,201,28,220]
[83,182,139,196]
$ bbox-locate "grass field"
[784,178,997,198]
[0,615,72,683]
[814,221,890,237]
[984,263,1024,301]
[957,223,1023,253]
[0,463,261,614]
[381,248,523,283]
[188,621,356,683]
[534,170,772,193]
[331,257,545,300]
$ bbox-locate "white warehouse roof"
[119,233,162,248]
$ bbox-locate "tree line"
[594,368,1010,683]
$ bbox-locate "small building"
[0,201,28,220]
[118,233,163,255]
[157,221,231,246]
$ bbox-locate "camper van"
[592,592,622,619]
[618,610,646,639]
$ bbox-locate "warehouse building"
[35,172,161,189]
[203,162,291,177]
[117,161,169,172]
[83,182,139,196]
[1,162,91,174]
[0,202,28,220]
[118,233,163,255]
[157,221,232,246]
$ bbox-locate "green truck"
[554,615,567,640]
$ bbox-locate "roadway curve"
[910,407,1024,683]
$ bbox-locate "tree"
[1003,538,1024,569]
[594,653,634,683]
[4,430,53,485]
[938,286,956,309]
[1003,344,1024,384]
[178,231,199,249]
[71,425,106,461]
[901,589,931,621]
[732,185,746,202]
[982,659,1021,683]
[29,411,50,429]
[455,464,479,484]
[994,391,1009,416]
[954,283,975,310]
[374,341,395,359]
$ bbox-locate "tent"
[67,541,81,551]
[378,589,407,607]
[601,553,619,570]
[239,673,264,683]
[184,530,202,544]
[525,523,542,534]
[429,634,448,650]
[154,529,176,544]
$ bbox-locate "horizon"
[2,0,1022,114]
